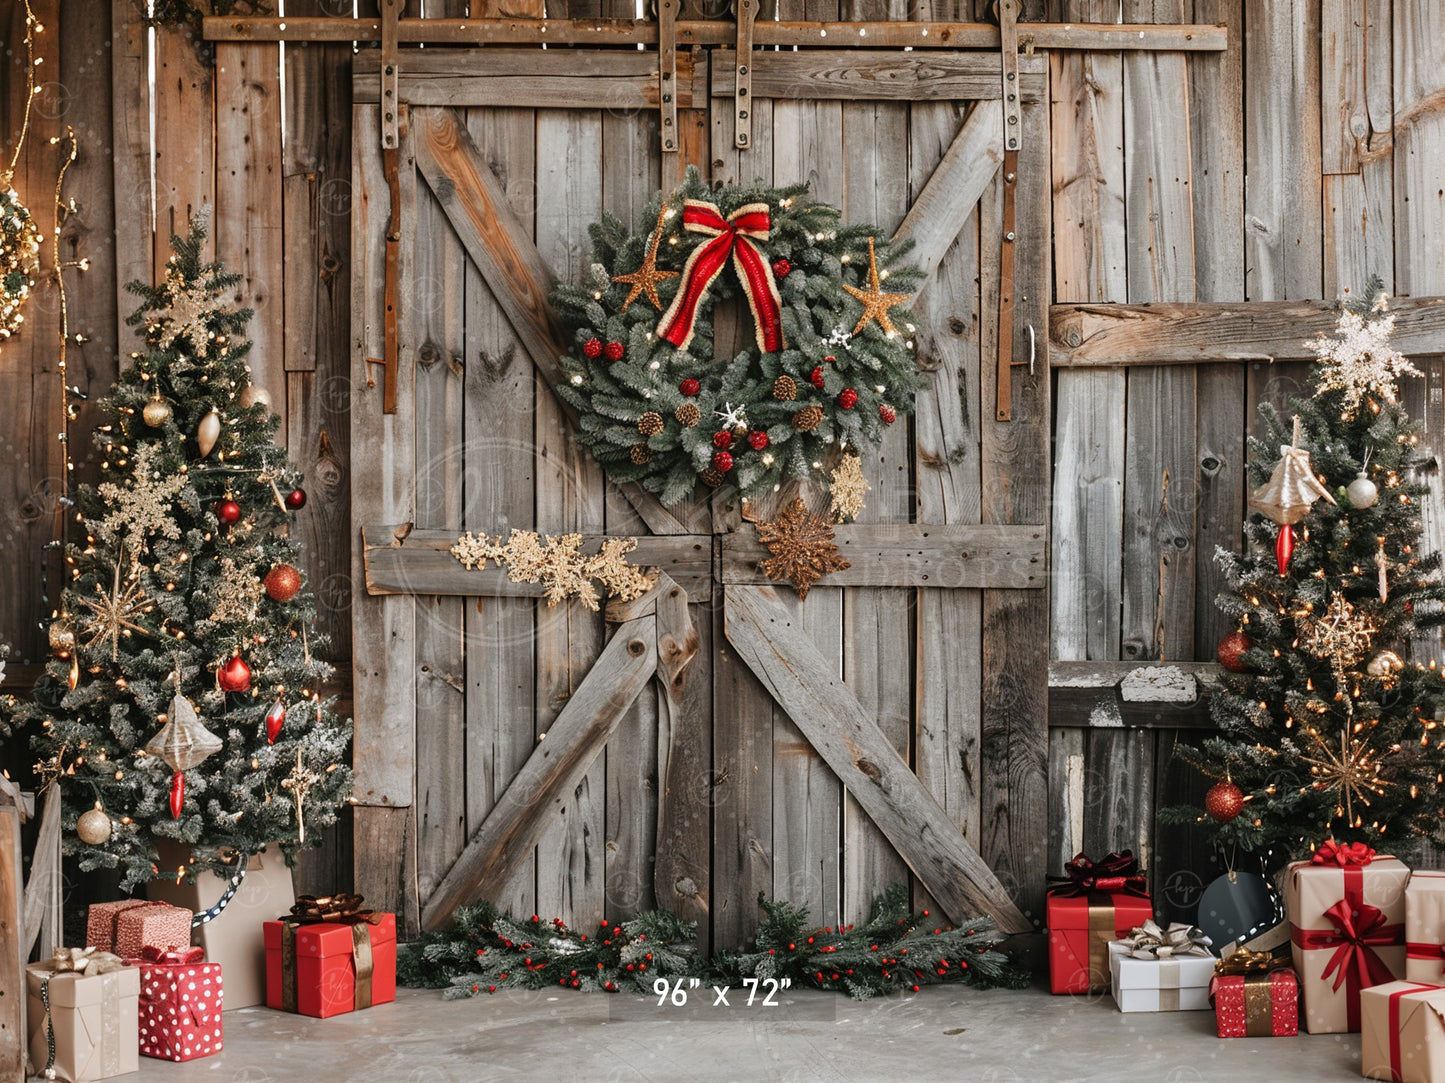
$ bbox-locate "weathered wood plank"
[208,15,1228,50]
[726,586,1030,931]
[363,525,712,597]
[354,48,705,110]
[1395,4,1445,298]
[350,105,418,818]
[0,801,20,1083]
[1082,726,1154,865]
[1045,725,1085,876]
[1048,688,1213,729]
[652,578,709,931]
[422,618,658,930]
[352,805,420,937]
[891,103,1002,283]
[1050,659,1224,688]
[712,49,1045,103]
[1244,0,1322,301]
[979,89,1050,930]
[216,43,287,440]
[410,105,693,536]
[110,0,150,358]
[152,22,215,269]
[722,524,1045,588]
[1051,297,1445,366]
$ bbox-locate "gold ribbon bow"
[284,893,376,925]
[50,946,125,975]
[1214,945,1292,976]
[1120,920,1213,960]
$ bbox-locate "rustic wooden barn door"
[348,41,1051,944]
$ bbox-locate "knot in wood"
[627,638,647,656]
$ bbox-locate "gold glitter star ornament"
[755,497,851,600]
[612,203,680,313]
[842,237,912,337]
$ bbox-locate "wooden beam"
[362,525,714,598]
[1047,660,1223,729]
[1051,296,1445,366]
[410,106,692,535]
[652,577,709,929]
[711,50,1046,103]
[421,617,657,930]
[1049,659,1225,689]
[205,16,1227,51]
[893,102,1004,281]
[723,523,1045,590]
[724,585,1031,933]
[354,48,706,110]
[0,799,22,1083]
[1048,687,1214,728]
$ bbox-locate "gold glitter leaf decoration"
[827,453,870,523]
[755,497,851,600]
[450,530,657,611]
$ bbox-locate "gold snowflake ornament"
[209,557,265,625]
[1299,726,1395,828]
[148,266,228,357]
[94,445,186,547]
[756,497,851,600]
[1306,300,1421,418]
[1302,592,1377,671]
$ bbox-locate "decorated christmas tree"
[8,218,352,891]
[1173,289,1445,855]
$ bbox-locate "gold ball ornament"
[240,385,272,411]
[142,395,173,428]
[48,617,77,657]
[75,804,113,845]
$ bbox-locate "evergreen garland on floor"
[398,884,1028,1001]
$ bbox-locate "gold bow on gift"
[284,893,377,926]
[50,947,125,975]
[1214,945,1292,976]
[1120,920,1214,960]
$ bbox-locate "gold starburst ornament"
[1299,726,1395,828]
[75,553,155,661]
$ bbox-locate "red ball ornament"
[263,564,302,603]
[713,450,734,473]
[284,488,307,511]
[712,430,734,450]
[879,404,897,425]
[772,258,791,278]
[680,378,700,397]
[810,367,825,389]
[748,430,769,451]
[1216,632,1253,673]
[582,337,603,359]
[215,499,242,525]
[1204,780,1245,823]
[838,388,858,410]
[604,341,625,362]
[217,653,252,693]
[265,701,286,744]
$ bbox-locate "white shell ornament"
[196,408,222,457]
[1366,650,1404,677]
[1347,470,1379,509]
[1248,416,1338,526]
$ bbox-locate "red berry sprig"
[680,377,700,396]
[582,337,603,359]
[712,430,734,449]
[713,450,734,472]
[837,388,858,409]
[603,341,625,361]
[772,258,791,278]
[748,430,769,451]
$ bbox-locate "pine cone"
[637,411,664,437]
[701,467,725,488]
[629,444,651,466]
[791,404,825,431]
[772,374,797,401]
[674,402,701,428]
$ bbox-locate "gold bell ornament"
[1248,416,1337,574]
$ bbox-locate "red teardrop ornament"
[1275,524,1295,574]
[265,701,286,744]
[170,772,185,819]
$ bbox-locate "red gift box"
[264,902,396,1018]
[1046,851,1153,994]
[136,948,223,1062]
[1209,962,1299,1038]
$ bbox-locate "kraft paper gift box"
[1361,981,1445,1082]
[148,841,294,1011]
[1107,923,1216,1012]
[264,902,397,1018]
[1286,841,1408,1034]
[1047,850,1154,994]
[1406,870,1445,985]
[135,947,223,1062]
[25,954,139,1082]
[1208,948,1300,1038]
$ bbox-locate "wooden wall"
[3,0,1445,933]
[1045,0,1445,919]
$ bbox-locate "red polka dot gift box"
[1207,947,1299,1038]
[264,895,396,1018]
[135,946,223,1063]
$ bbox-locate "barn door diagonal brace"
[659,0,679,154]
[995,0,1023,422]
[734,0,757,148]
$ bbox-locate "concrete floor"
[100,983,1370,1083]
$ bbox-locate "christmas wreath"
[554,169,924,507]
